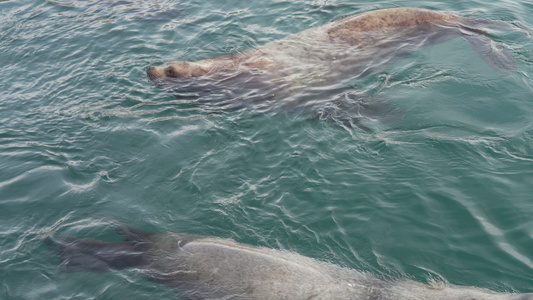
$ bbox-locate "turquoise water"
[1,0,532,298]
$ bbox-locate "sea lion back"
[144,234,368,299]
[327,7,457,34]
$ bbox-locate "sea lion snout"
[147,61,210,81]
[146,65,183,80]
[147,66,164,80]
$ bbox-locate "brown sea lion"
[147,7,515,92]
[146,7,517,124]
[47,219,532,299]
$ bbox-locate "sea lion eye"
[166,67,177,77]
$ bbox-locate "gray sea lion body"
[146,7,516,111]
[47,220,532,300]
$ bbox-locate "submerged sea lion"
[47,220,532,299]
[146,7,517,119]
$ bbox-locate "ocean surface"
[1,0,532,299]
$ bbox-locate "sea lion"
[146,7,516,119]
[47,220,532,299]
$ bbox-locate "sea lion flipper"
[457,24,517,74]
[45,236,146,273]
[464,33,516,74]
[90,216,153,243]
[112,220,153,243]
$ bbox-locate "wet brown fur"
[147,8,459,80]
[328,7,456,34]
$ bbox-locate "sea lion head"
[147,61,210,81]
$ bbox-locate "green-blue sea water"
[1,0,532,299]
